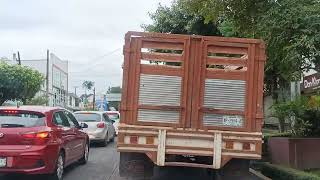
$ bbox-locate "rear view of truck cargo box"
[118,31,266,179]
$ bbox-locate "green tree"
[26,95,48,105]
[142,1,221,36]
[82,80,94,95]
[259,0,320,101]
[0,62,44,105]
[180,0,320,131]
[179,0,270,37]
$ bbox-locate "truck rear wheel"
[119,152,154,178]
[215,159,251,180]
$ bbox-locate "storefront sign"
[303,73,320,93]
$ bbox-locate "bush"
[298,109,320,137]
[260,163,320,180]
[271,96,320,137]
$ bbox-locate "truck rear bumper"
[117,124,262,169]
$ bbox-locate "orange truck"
[118,31,266,179]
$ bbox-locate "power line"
[69,48,121,73]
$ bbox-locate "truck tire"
[215,159,252,180]
[119,152,154,178]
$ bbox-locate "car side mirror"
[80,122,88,129]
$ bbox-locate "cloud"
[0,0,172,94]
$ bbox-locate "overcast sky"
[0,0,172,95]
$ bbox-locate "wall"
[20,54,68,107]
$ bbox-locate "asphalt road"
[0,140,261,180]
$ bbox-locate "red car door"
[52,111,77,165]
[64,111,86,160]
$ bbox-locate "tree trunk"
[270,74,288,132]
[278,118,285,133]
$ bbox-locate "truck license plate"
[0,158,6,168]
[223,116,243,127]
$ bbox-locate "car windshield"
[75,113,101,122]
[107,113,119,121]
[0,110,46,128]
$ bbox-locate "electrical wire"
[69,48,121,73]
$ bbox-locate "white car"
[106,111,120,135]
[74,111,115,146]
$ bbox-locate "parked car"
[74,111,115,146]
[106,111,120,135]
[0,106,90,180]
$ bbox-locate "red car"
[0,106,90,180]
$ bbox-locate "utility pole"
[93,87,96,110]
[17,51,21,65]
[13,53,16,62]
[74,86,78,96]
[46,50,50,106]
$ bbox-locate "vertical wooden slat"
[246,44,256,132]
[197,41,208,130]
[256,43,266,131]
[132,39,143,125]
[120,34,131,124]
[181,38,191,128]
[126,38,138,124]
[192,38,203,129]
[251,45,259,132]
[185,38,197,128]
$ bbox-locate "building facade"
[2,53,69,107]
[67,93,81,111]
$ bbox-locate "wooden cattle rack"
[118,31,266,169]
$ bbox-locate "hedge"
[260,163,320,180]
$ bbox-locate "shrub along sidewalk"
[255,162,320,180]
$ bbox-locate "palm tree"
[82,81,94,95]
[82,81,94,109]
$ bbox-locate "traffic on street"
[1,0,320,180]
[0,141,261,180]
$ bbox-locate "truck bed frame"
[118,31,266,169]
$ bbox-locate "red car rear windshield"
[0,110,46,128]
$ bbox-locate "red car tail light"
[3,110,18,114]
[36,132,50,138]
[21,131,51,139]
[97,122,105,128]
[21,131,51,145]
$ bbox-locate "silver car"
[74,111,115,146]
[106,111,120,135]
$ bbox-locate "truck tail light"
[226,141,234,149]
[146,136,154,145]
[97,123,105,128]
[243,142,251,150]
[130,136,138,144]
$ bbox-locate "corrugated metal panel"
[203,113,244,127]
[138,110,179,124]
[139,74,182,106]
[204,79,246,111]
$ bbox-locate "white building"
[67,93,81,111]
[2,53,69,107]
